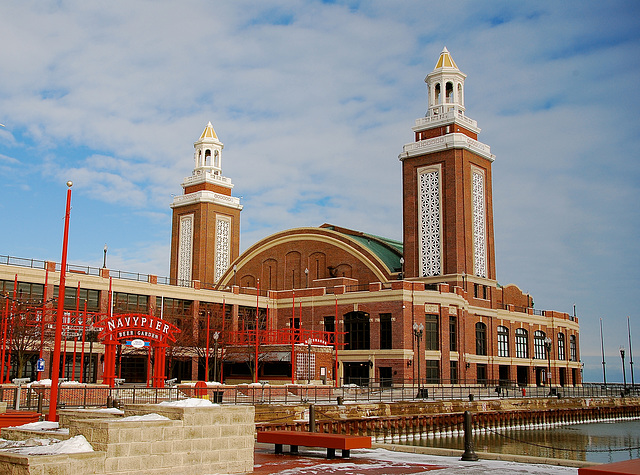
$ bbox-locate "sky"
[0,1,638,384]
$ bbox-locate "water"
[399,420,640,464]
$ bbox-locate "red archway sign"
[93,313,180,388]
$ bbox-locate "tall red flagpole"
[48,181,73,422]
[79,301,87,383]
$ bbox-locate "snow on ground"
[159,398,217,407]
[364,448,579,475]
[248,447,579,475]
[27,379,87,387]
[118,413,170,422]
[180,381,223,387]
[0,436,93,455]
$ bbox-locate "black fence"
[0,381,638,412]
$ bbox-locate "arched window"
[446,82,454,103]
[534,330,546,359]
[214,150,220,168]
[557,333,565,360]
[457,83,463,106]
[569,335,577,361]
[475,322,487,356]
[497,326,509,357]
[204,149,211,166]
[434,83,441,104]
[515,328,529,358]
[197,150,202,167]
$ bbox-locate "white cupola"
[424,47,467,117]
[194,121,224,176]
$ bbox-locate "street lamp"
[413,322,424,398]
[233,264,237,287]
[102,245,108,268]
[305,268,309,288]
[544,336,552,394]
[620,347,627,390]
[399,257,404,280]
[48,181,73,422]
[213,331,220,382]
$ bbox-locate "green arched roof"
[320,224,403,273]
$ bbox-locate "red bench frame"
[257,430,371,459]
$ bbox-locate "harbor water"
[398,419,640,464]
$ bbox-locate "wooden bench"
[257,430,371,459]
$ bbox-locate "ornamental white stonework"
[214,216,231,283]
[418,167,442,276]
[472,169,487,277]
[177,214,194,286]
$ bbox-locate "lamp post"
[399,257,404,280]
[544,336,552,394]
[233,264,237,287]
[620,347,627,390]
[413,322,424,398]
[213,332,220,382]
[102,245,108,268]
[304,268,309,288]
[48,181,73,422]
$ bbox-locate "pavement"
[252,443,581,475]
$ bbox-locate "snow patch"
[119,413,170,422]
[159,398,217,407]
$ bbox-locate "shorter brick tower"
[399,48,497,295]
[170,122,242,286]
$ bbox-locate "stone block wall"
[0,403,254,475]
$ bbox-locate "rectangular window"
[476,363,487,385]
[449,316,457,352]
[425,360,440,384]
[424,314,439,351]
[114,292,148,313]
[324,316,335,344]
[380,313,392,349]
[449,360,458,385]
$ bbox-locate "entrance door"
[120,356,147,383]
[498,365,510,385]
[343,362,369,387]
[516,366,528,387]
[559,367,566,387]
[379,366,392,387]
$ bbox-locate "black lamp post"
[305,268,309,288]
[544,336,553,395]
[103,244,108,268]
[413,322,424,398]
[233,264,237,287]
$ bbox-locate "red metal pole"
[38,269,49,381]
[0,299,8,382]
[48,182,72,422]
[5,275,17,382]
[291,291,295,384]
[205,311,210,382]
[71,282,79,381]
[254,280,259,383]
[334,296,339,388]
[79,301,87,383]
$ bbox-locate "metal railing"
[0,381,637,412]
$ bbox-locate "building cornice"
[180,169,234,190]
[170,190,243,210]
[399,132,495,162]
[412,111,479,134]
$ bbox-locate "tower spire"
[425,47,466,117]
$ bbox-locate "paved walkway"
[252,444,580,475]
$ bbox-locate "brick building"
[0,48,580,388]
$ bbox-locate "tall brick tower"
[399,48,496,294]
[170,122,242,286]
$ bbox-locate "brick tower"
[170,122,242,286]
[399,48,496,294]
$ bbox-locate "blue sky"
[1,1,639,384]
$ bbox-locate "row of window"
[493,325,577,361]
